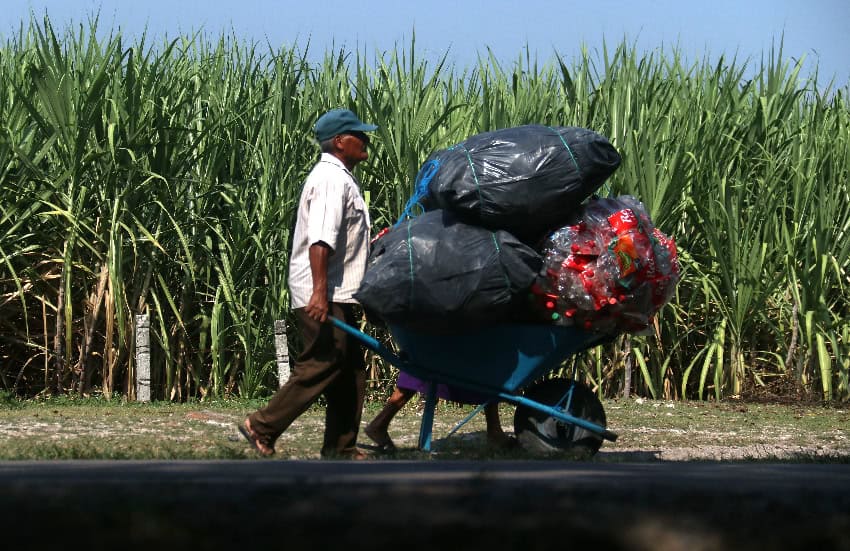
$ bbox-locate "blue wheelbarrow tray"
[329,317,618,451]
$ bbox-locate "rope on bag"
[395,159,441,226]
[393,159,443,308]
[548,125,580,171]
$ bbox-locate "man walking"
[239,108,378,459]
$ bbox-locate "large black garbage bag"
[354,210,542,332]
[421,125,621,243]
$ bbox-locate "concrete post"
[135,314,151,402]
[274,320,290,387]
[622,335,632,399]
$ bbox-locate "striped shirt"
[288,153,371,308]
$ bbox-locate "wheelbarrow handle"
[327,316,405,367]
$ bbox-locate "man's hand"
[305,290,329,322]
[307,242,331,322]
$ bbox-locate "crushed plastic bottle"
[531,195,680,335]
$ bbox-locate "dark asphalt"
[2,460,849,550]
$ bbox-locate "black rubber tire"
[513,378,607,457]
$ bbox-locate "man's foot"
[238,418,275,456]
[364,422,397,453]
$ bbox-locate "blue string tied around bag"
[394,159,440,227]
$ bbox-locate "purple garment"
[396,371,490,405]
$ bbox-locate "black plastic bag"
[354,210,542,332]
[421,125,621,243]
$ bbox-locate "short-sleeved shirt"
[288,153,371,309]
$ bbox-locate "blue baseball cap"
[314,108,378,142]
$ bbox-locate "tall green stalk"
[0,15,847,402]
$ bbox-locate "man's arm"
[305,242,332,322]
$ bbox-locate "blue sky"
[3,0,849,87]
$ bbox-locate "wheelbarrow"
[330,317,618,455]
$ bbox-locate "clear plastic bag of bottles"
[530,195,680,335]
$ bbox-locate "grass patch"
[0,395,847,461]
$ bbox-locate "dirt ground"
[2,397,849,550]
[1,396,847,461]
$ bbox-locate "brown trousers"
[248,303,366,455]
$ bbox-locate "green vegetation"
[0,395,847,461]
[0,15,848,402]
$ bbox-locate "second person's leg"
[365,385,416,452]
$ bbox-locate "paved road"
[2,461,849,550]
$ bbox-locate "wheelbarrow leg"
[418,381,438,452]
[447,402,488,437]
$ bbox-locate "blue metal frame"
[329,316,617,451]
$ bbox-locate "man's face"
[334,131,370,167]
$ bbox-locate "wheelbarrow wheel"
[513,378,606,457]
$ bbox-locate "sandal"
[238,418,275,456]
[364,424,397,454]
